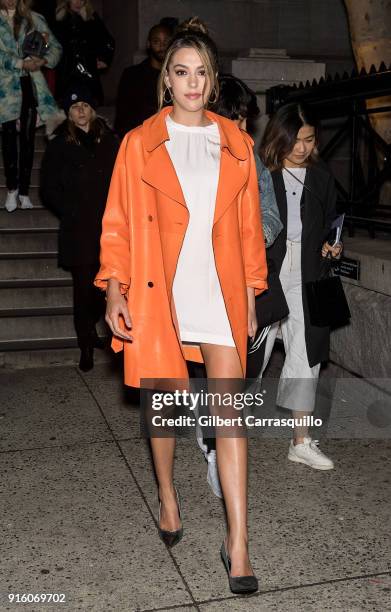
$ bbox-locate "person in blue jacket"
[0,0,62,212]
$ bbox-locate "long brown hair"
[65,111,107,145]
[1,0,34,39]
[157,17,219,110]
[261,103,319,171]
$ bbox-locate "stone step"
[0,285,73,309]
[0,314,108,346]
[0,252,57,261]
[0,278,72,288]
[0,231,58,254]
[0,344,113,369]
[0,305,73,317]
[0,149,45,166]
[0,126,46,142]
[0,168,40,186]
[0,257,70,281]
[0,185,42,208]
[0,207,58,228]
[0,313,76,341]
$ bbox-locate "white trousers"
[260,240,321,413]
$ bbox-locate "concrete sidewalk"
[0,358,390,612]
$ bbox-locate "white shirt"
[283,167,306,242]
[165,115,235,346]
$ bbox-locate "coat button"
[148,215,153,221]
[148,281,154,287]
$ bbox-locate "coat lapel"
[141,144,186,208]
[141,107,250,219]
[272,171,288,230]
[213,149,247,225]
[301,166,325,241]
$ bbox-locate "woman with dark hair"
[259,102,342,469]
[95,17,267,594]
[0,0,62,211]
[55,0,114,104]
[41,84,119,371]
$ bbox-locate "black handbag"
[22,30,48,59]
[246,264,289,378]
[305,272,351,327]
[254,265,289,330]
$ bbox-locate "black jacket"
[114,59,160,137]
[40,120,119,268]
[55,11,115,104]
[268,161,337,366]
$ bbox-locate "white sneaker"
[19,195,33,209]
[4,190,18,212]
[288,436,334,470]
[206,450,223,498]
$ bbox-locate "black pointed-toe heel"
[158,487,183,548]
[220,541,258,594]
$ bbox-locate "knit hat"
[62,84,97,115]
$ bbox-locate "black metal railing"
[266,63,391,236]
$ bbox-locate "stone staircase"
[0,129,108,369]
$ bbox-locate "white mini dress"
[165,115,235,347]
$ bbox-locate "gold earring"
[163,87,173,104]
[208,87,218,104]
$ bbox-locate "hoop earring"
[208,87,218,104]
[163,87,173,104]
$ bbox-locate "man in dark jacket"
[114,23,172,137]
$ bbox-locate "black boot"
[79,345,94,372]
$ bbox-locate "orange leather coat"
[95,107,268,388]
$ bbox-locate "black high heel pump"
[220,541,258,594]
[158,487,183,548]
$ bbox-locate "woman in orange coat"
[95,18,267,594]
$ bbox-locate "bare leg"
[293,410,310,444]
[150,437,181,532]
[200,343,253,577]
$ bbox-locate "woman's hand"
[105,279,133,341]
[322,241,343,259]
[247,287,258,341]
[96,60,108,70]
[23,57,46,72]
[23,58,40,72]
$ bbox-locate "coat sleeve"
[0,48,23,73]
[33,14,62,69]
[242,136,268,296]
[40,136,66,218]
[254,153,283,248]
[94,135,131,294]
